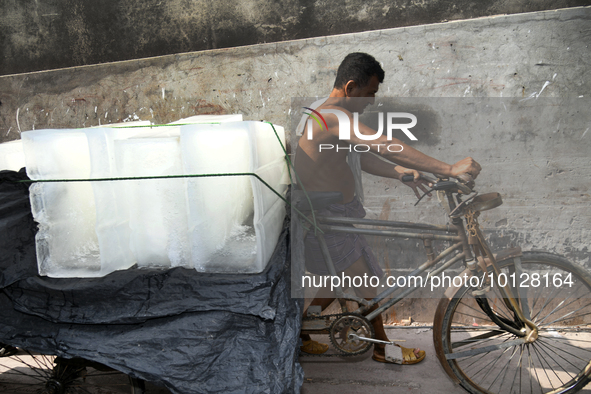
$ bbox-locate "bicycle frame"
[302,189,533,336]
[315,215,465,320]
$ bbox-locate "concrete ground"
[3,328,591,393]
[300,326,462,394]
[300,327,591,394]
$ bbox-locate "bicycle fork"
[473,226,539,343]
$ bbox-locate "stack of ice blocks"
[20,115,288,277]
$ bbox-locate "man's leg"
[343,256,424,363]
[300,287,335,354]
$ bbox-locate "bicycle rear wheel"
[0,348,145,394]
[434,251,591,394]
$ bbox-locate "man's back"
[295,103,357,203]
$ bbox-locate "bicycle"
[295,173,591,394]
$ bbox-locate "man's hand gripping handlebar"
[401,173,475,205]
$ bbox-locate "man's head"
[333,52,385,90]
[333,53,384,112]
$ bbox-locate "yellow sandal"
[372,344,425,365]
[300,339,329,355]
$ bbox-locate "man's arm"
[360,153,431,199]
[360,152,417,180]
[360,152,400,179]
[322,108,481,178]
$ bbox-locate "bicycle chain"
[300,313,370,357]
[299,312,372,358]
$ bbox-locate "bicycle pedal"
[471,285,491,296]
[385,344,403,364]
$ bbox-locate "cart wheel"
[0,347,145,393]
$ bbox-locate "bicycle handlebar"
[401,173,474,195]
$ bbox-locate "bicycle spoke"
[0,352,141,393]
[456,299,517,329]
[486,344,519,392]
[488,297,515,322]
[531,342,560,390]
[542,336,591,356]
[457,298,492,317]
[531,279,568,323]
[510,345,524,394]
[538,337,591,354]
[0,361,48,381]
[538,332,591,343]
[459,336,513,379]
[527,345,545,393]
[536,298,569,326]
[11,353,46,374]
[533,341,571,383]
[535,339,579,376]
[476,345,514,386]
[26,352,53,372]
[453,309,493,322]
[59,366,85,386]
[451,331,513,352]
[539,307,591,329]
[539,340,589,365]
[1,355,52,382]
[460,345,502,376]
[537,292,591,322]
[527,345,533,393]
[531,289,543,320]
[450,327,501,332]
[480,285,515,322]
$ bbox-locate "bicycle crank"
[328,314,374,356]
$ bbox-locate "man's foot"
[300,339,329,355]
[372,344,425,365]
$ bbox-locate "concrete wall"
[1,6,589,322]
[1,0,590,75]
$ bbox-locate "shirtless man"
[296,52,481,363]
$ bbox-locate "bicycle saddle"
[450,192,503,218]
[291,190,344,211]
[469,192,503,212]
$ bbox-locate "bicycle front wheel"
[435,251,591,394]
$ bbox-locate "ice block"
[114,137,189,268]
[181,121,288,273]
[22,129,101,277]
[0,140,26,171]
[84,124,186,272]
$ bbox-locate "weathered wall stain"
[2,0,590,75]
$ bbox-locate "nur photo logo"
[302,107,419,152]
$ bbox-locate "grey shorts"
[304,197,383,278]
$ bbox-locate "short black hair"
[333,53,385,89]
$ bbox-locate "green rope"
[15,120,324,234]
[266,122,320,236]
[18,171,324,234]
[266,122,292,183]
[110,122,222,128]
